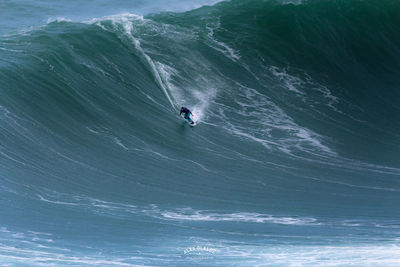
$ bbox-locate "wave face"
[1,0,400,265]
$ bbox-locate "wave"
[1,0,400,162]
[1,0,400,265]
[1,0,399,217]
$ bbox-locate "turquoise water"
[1,0,400,265]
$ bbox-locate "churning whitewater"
[1,0,400,266]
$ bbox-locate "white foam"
[206,19,241,61]
[46,17,72,24]
[215,81,334,156]
[80,61,110,77]
[91,13,219,122]
[86,127,99,134]
[112,137,129,150]
[191,87,217,123]
[0,228,10,233]
[32,190,325,227]
[27,231,53,237]
[88,13,145,25]
[31,55,55,71]
[269,66,305,94]
[281,0,304,5]
[37,194,79,206]
[0,246,140,266]
[0,151,27,166]
[0,47,23,53]
[220,244,400,266]
[269,66,340,111]
[158,208,318,225]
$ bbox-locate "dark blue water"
[1,0,400,265]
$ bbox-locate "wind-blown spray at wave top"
[1,0,400,265]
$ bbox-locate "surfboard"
[181,114,196,126]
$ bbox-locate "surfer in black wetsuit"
[180,107,194,124]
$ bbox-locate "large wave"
[1,0,400,265]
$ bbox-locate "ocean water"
[1,0,400,266]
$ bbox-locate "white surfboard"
[181,114,196,126]
[188,120,196,126]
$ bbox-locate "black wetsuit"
[180,107,193,123]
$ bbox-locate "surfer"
[180,107,194,125]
